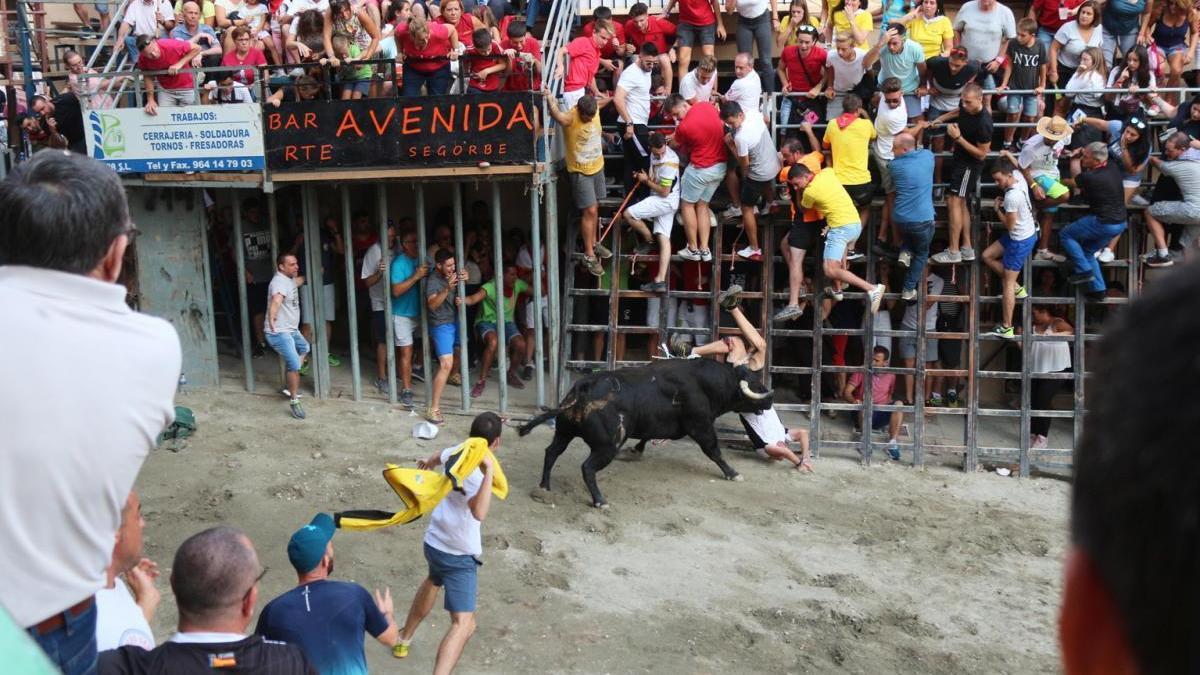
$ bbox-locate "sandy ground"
[137,387,1069,673]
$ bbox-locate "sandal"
[425,407,445,425]
[448,372,462,386]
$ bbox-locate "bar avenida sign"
[263,92,539,171]
[86,104,265,173]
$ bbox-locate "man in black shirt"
[1059,142,1127,296]
[100,526,317,675]
[929,83,993,265]
[31,93,87,155]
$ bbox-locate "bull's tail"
[518,408,560,436]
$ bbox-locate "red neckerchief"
[836,112,858,130]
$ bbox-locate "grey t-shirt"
[952,1,1016,64]
[265,272,300,334]
[426,273,456,326]
[1161,159,1200,205]
[735,115,782,182]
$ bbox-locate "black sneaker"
[1145,252,1175,268]
[521,363,535,381]
[1067,271,1095,285]
[289,400,306,419]
[871,240,898,257]
[641,280,668,293]
[252,342,265,358]
[411,365,425,383]
[717,284,743,311]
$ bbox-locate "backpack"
[157,406,197,449]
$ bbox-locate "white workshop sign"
[86,104,265,173]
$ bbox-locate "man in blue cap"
[255,513,399,673]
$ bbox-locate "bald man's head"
[893,132,916,156]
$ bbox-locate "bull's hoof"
[725,473,744,482]
[529,487,555,505]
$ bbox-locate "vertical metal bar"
[549,179,569,402]
[1018,258,1032,477]
[966,233,980,473]
[341,185,362,402]
[378,184,397,405]
[810,248,824,457]
[530,183,547,407]
[268,192,284,388]
[492,183,509,411]
[1073,279,1086,450]
[860,217,876,465]
[913,266,927,469]
[761,215,774,390]
[231,191,254,393]
[415,185,433,404]
[606,210,619,370]
[304,186,329,399]
[453,183,471,411]
[16,2,35,103]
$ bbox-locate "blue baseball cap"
[287,513,336,573]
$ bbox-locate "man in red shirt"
[500,22,541,92]
[581,7,626,85]
[665,93,727,262]
[555,19,613,108]
[625,2,677,93]
[663,0,724,88]
[135,35,202,114]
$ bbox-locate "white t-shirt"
[123,0,176,36]
[1004,174,1037,241]
[873,98,909,160]
[360,242,387,311]
[1066,69,1106,108]
[0,267,180,628]
[679,68,715,104]
[616,64,652,125]
[265,271,301,334]
[734,0,770,18]
[826,48,867,93]
[725,71,763,116]
[95,581,155,651]
[952,0,1016,63]
[734,113,782,182]
[1052,21,1102,70]
[238,1,270,33]
[651,146,682,194]
[901,272,944,330]
[424,446,485,557]
[1018,134,1067,180]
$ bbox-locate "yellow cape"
[335,437,507,532]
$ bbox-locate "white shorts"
[562,88,585,110]
[741,407,788,453]
[393,315,417,347]
[627,193,680,237]
[300,283,337,325]
[524,295,548,330]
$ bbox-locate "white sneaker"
[678,247,702,261]
[931,249,962,264]
[1097,247,1115,263]
[736,246,762,261]
[901,287,917,301]
[960,246,976,261]
[700,249,713,262]
[1129,194,1150,207]
[868,283,885,314]
[720,204,742,221]
[1032,434,1048,449]
[1036,248,1066,263]
[897,250,912,267]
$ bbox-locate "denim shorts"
[477,320,520,344]
[424,543,480,613]
[676,21,716,47]
[265,330,310,372]
[681,162,726,203]
[999,232,1037,271]
[1004,93,1039,117]
[824,221,863,261]
[430,322,459,357]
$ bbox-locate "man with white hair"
[1059,142,1128,298]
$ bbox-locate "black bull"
[518,359,774,507]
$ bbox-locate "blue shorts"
[854,410,892,430]
[265,330,310,372]
[424,543,480,613]
[824,221,863,261]
[1004,93,1039,117]
[999,232,1037,271]
[676,21,716,47]
[680,162,726,204]
[430,322,459,357]
[339,79,371,96]
[476,320,520,343]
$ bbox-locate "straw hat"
[1036,116,1072,141]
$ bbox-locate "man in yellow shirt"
[821,92,876,231]
[788,165,885,313]
[545,91,611,277]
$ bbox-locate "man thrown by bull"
[687,285,813,471]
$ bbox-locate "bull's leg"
[617,438,649,462]
[581,444,618,508]
[689,425,741,481]
[539,428,574,491]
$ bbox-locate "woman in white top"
[1048,1,1102,93]
[1024,305,1073,449]
[1061,45,1108,116]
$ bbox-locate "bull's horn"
[740,380,772,400]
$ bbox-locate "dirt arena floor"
[136,388,1069,673]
